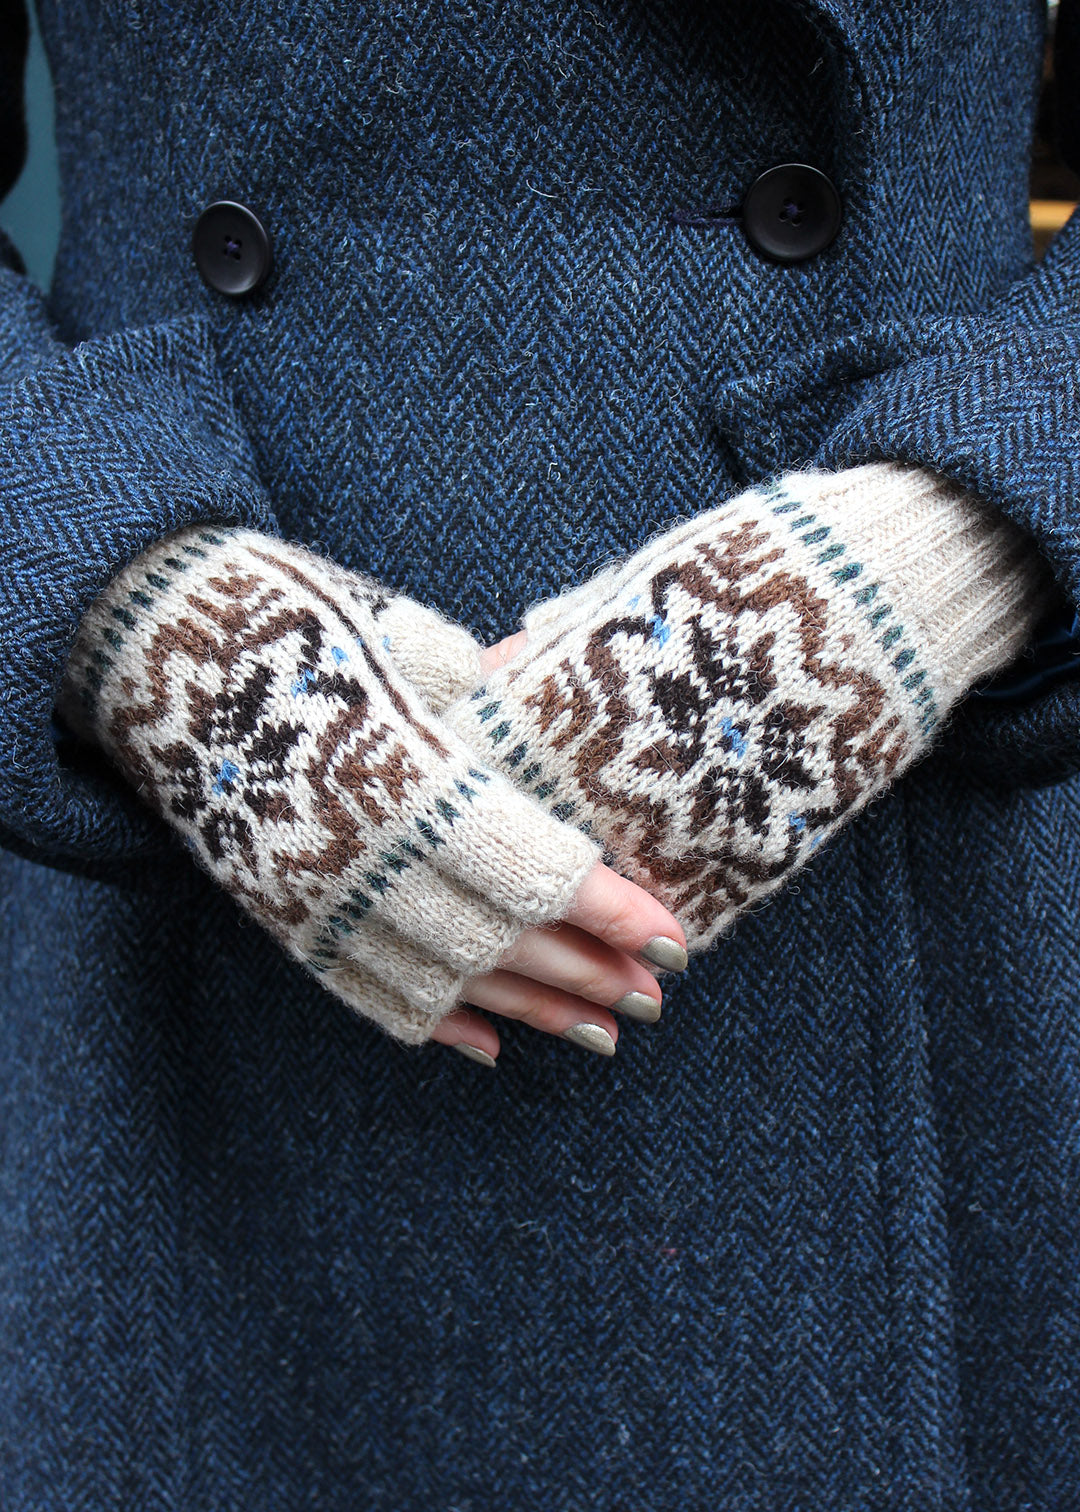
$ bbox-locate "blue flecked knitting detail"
[720,715,748,759]
[211,759,240,795]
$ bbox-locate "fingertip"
[478,628,529,675]
[431,1007,501,1062]
[451,1042,499,1068]
[639,934,689,974]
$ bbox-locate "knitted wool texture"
[55,529,600,1046]
[316,556,487,714]
[443,461,1053,953]
[57,460,1051,1043]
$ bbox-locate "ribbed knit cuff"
[783,462,1056,701]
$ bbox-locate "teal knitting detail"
[765,480,941,735]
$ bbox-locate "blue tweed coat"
[1,1,1079,1506]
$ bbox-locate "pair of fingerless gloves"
[57,462,1053,1045]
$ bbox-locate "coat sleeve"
[0,1,282,872]
[817,0,1080,787]
[711,0,1080,788]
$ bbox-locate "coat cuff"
[708,296,1080,785]
[1,312,277,867]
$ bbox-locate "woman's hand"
[431,858,689,1061]
[430,629,690,1063]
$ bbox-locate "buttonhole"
[668,203,742,229]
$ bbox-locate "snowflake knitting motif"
[642,618,772,774]
[115,560,402,906]
[570,570,828,854]
[484,514,928,950]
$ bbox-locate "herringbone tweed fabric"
[2,1,1080,1508]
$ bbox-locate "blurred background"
[0,4,59,290]
[1,2,1078,291]
[1033,0,1080,253]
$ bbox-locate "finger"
[494,918,664,1018]
[431,1005,501,1063]
[563,862,689,972]
[461,969,622,1054]
[478,628,528,675]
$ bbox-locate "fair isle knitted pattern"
[56,527,600,1046]
[444,462,1052,952]
[314,553,487,714]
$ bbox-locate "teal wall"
[0,5,60,292]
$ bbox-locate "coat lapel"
[794,0,877,150]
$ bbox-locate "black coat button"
[192,201,273,295]
[742,164,842,263]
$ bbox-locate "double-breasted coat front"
[1,1,1079,1506]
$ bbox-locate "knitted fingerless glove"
[442,462,1054,953]
[56,527,600,1045]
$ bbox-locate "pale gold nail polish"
[452,1043,497,1068]
[562,1022,617,1057]
[612,990,662,1023]
[640,935,689,973]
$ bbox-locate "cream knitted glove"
[443,462,1053,953]
[56,527,600,1045]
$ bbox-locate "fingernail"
[451,1043,497,1068]
[640,935,689,973]
[611,990,662,1023]
[562,1022,617,1057]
